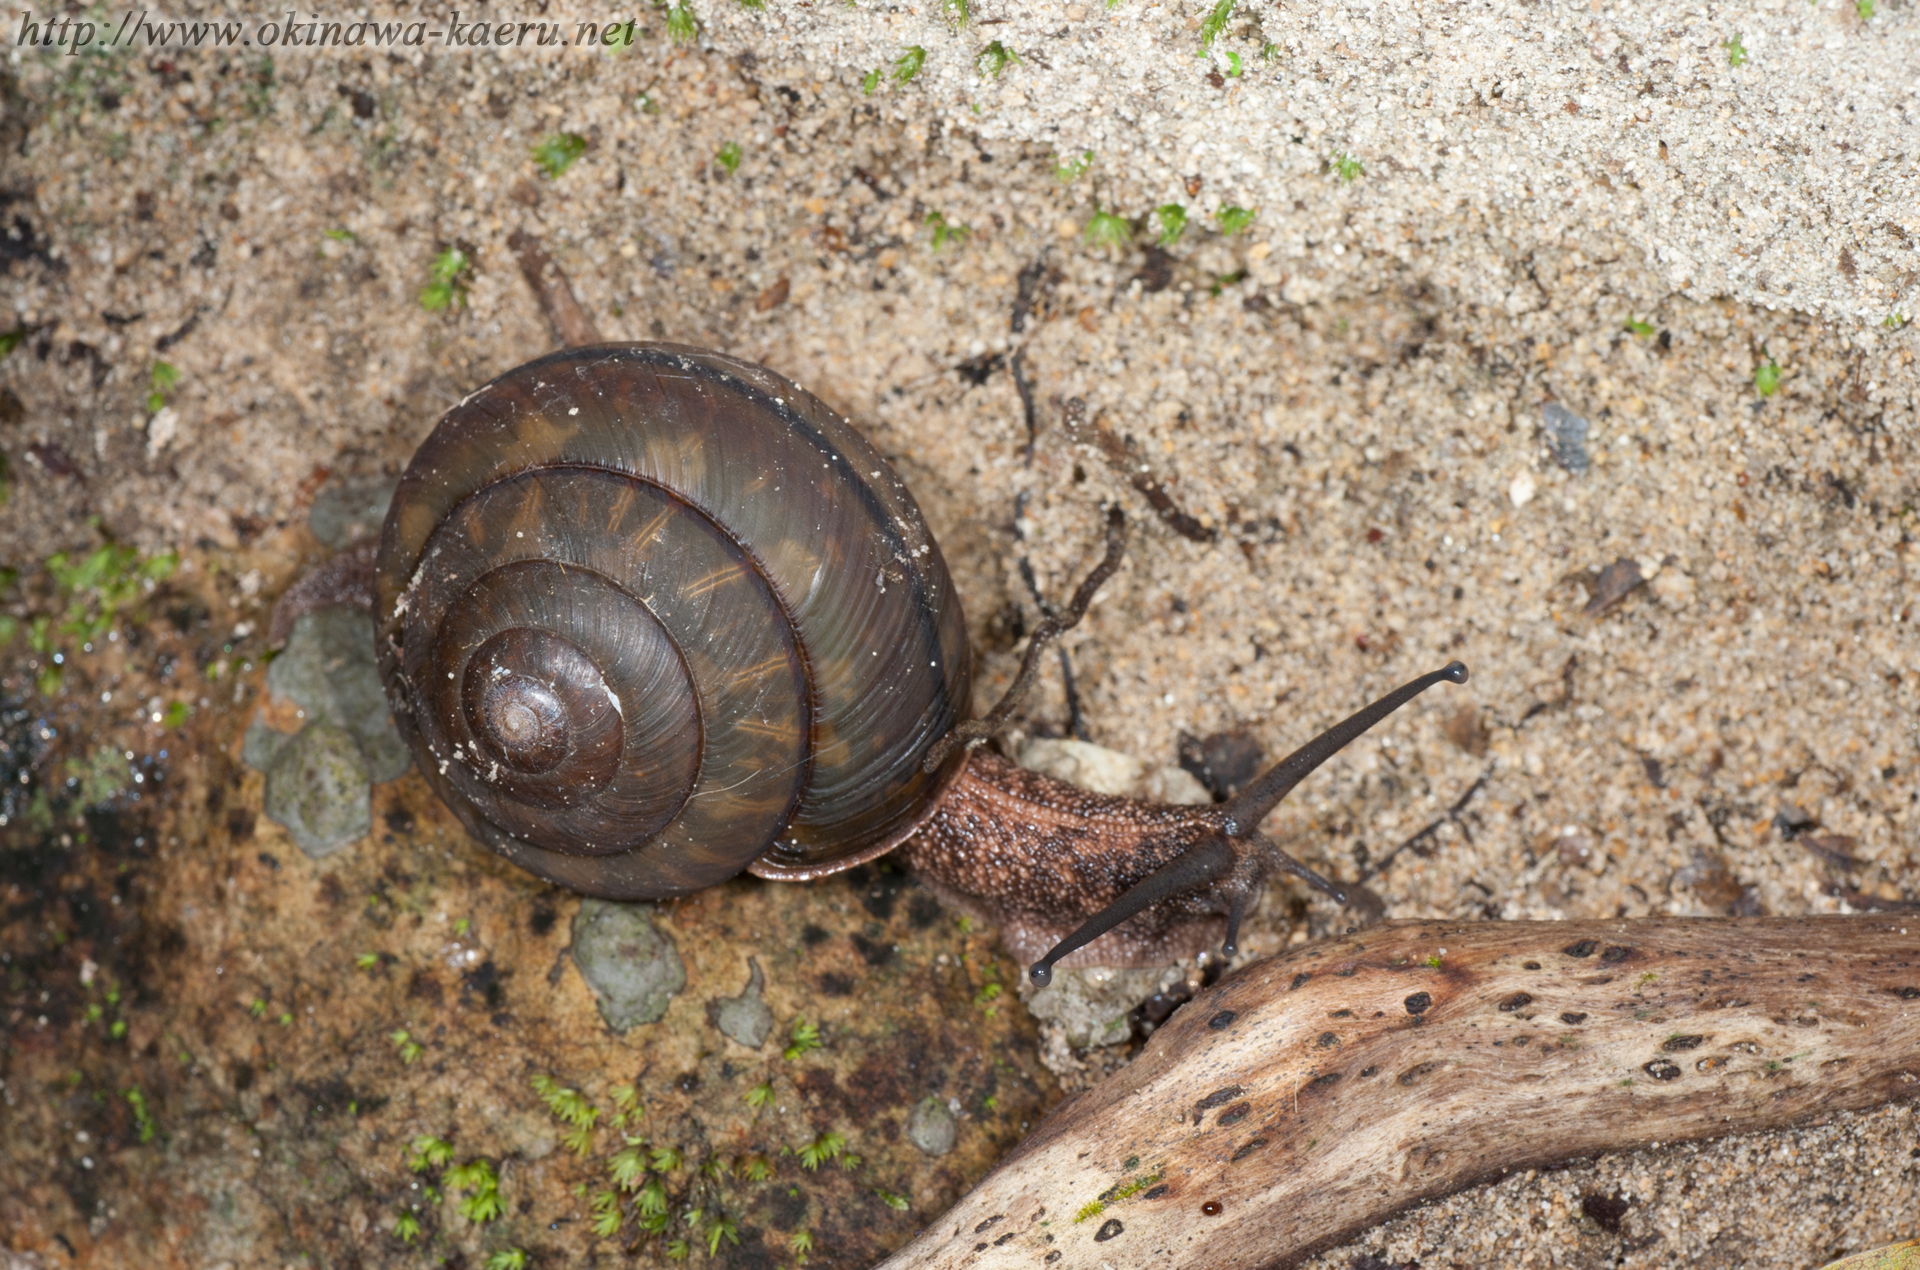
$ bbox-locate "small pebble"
[308,475,398,550]
[262,723,371,858]
[572,899,686,1032]
[707,956,774,1048]
[259,607,409,781]
[907,1095,958,1157]
[1540,402,1590,475]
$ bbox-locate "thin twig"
[508,228,604,348]
[924,507,1126,771]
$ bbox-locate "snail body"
[376,342,1464,975]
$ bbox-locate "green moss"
[1075,1199,1105,1222]
[146,360,180,414]
[924,211,970,252]
[1724,33,1748,67]
[783,1016,823,1059]
[665,3,697,41]
[1215,205,1256,235]
[532,132,588,178]
[1085,206,1132,250]
[1154,203,1187,246]
[715,141,742,173]
[976,40,1019,78]
[389,1029,424,1064]
[1330,151,1363,183]
[419,247,469,311]
[1753,357,1781,398]
[1054,150,1094,183]
[1198,0,1235,50]
[798,1131,846,1170]
[893,46,928,84]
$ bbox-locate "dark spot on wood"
[1499,992,1533,1012]
[1582,1192,1630,1233]
[1317,1031,1340,1048]
[1045,1253,1062,1263]
[1600,945,1633,964]
[1359,1065,1379,1078]
[994,1233,1016,1246]
[1230,1138,1269,1162]
[1292,972,1312,990]
[1310,1071,1341,1088]
[973,1216,1003,1234]
[1403,991,1432,1015]
[1193,1086,1244,1122]
[1523,961,1541,970]
[1142,1185,1169,1201]
[1094,1218,1124,1242]
[1898,987,1919,1000]
[1662,1034,1705,1051]
[1202,1201,1223,1216]
[1643,1058,1681,1081]
[1564,939,1598,958]
[1513,1036,1531,1046]
[1696,1055,1727,1072]
[1208,1010,1237,1030]
[973,1244,987,1252]
[1330,1009,1353,1018]
[1560,1012,1588,1025]
[1217,1102,1251,1126]
[1398,1062,1439,1086]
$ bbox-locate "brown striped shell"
[374,343,971,899]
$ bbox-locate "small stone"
[1540,402,1590,474]
[707,956,774,1048]
[1176,729,1265,800]
[263,723,371,859]
[1583,557,1645,616]
[241,719,293,772]
[1509,470,1538,508]
[1018,738,1209,805]
[308,475,398,549]
[907,1096,958,1157]
[266,607,409,781]
[1020,963,1184,1050]
[572,899,686,1032]
[1017,737,1142,795]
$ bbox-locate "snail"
[373,341,1468,982]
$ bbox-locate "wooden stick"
[507,228,604,348]
[874,917,1920,1270]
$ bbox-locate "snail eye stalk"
[1026,662,1469,986]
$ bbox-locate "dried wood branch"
[877,917,1920,1270]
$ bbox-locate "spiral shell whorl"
[375,344,970,898]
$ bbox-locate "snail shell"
[374,343,970,898]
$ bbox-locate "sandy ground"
[2,0,1917,1266]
